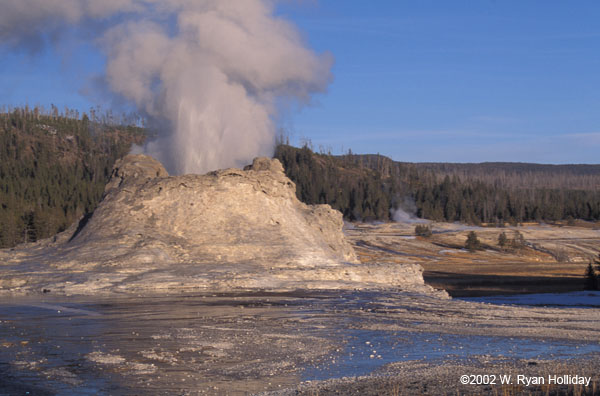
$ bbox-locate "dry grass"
[347,222,600,297]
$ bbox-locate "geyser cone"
[0,155,442,296]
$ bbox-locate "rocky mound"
[0,155,441,296]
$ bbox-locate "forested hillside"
[0,107,145,248]
[2,113,598,249]
[349,155,600,190]
[275,145,600,224]
[275,145,393,220]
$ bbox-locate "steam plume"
[391,197,428,224]
[0,0,333,174]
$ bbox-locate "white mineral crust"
[0,155,442,296]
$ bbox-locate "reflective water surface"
[1,291,599,395]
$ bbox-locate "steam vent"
[0,155,441,296]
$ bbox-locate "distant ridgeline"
[0,106,145,248]
[274,144,600,224]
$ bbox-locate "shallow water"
[0,294,327,395]
[303,329,600,381]
[1,291,599,395]
[459,291,600,308]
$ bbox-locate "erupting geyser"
[0,155,441,296]
[0,0,333,174]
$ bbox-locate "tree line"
[275,144,392,221]
[274,144,600,224]
[0,106,145,248]
[2,121,598,248]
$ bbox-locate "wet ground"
[1,291,599,395]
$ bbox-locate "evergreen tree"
[510,231,526,250]
[465,231,481,252]
[274,144,600,225]
[0,106,145,248]
[498,231,508,249]
[584,262,598,291]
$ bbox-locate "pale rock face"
[0,155,441,296]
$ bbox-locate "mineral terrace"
[0,154,440,296]
[1,156,599,395]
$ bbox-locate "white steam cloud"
[391,197,428,224]
[0,0,333,174]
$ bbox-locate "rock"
[104,154,169,192]
[0,155,440,296]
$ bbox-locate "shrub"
[414,224,432,238]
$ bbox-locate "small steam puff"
[391,197,428,224]
[0,0,333,174]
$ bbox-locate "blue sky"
[2,1,600,164]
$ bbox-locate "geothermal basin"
[1,290,599,395]
[2,157,599,395]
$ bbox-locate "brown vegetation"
[346,221,600,296]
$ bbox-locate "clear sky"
[2,1,599,164]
